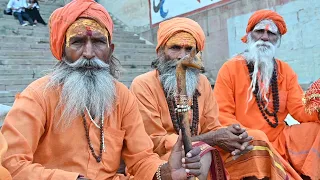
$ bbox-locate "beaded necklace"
[247,61,279,128]
[165,90,200,136]
[82,108,105,163]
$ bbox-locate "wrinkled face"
[163,32,197,60]
[64,18,114,64]
[250,19,280,46]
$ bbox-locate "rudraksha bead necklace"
[82,111,104,163]
[165,90,200,136]
[247,61,279,128]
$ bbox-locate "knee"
[247,129,269,142]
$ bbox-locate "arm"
[286,71,319,122]
[213,64,245,127]
[120,89,165,179]
[130,80,178,159]
[1,87,79,179]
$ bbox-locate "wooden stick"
[175,48,203,179]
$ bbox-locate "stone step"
[0,78,35,85]
[115,43,155,49]
[0,35,145,44]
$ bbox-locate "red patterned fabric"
[304,79,320,114]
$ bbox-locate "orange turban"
[241,9,287,43]
[49,0,113,60]
[156,17,205,52]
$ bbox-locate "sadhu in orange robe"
[0,132,11,180]
[1,76,164,180]
[131,70,301,180]
[214,56,320,179]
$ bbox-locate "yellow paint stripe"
[253,146,285,173]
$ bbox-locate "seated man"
[6,0,34,26]
[0,0,202,179]
[0,132,11,180]
[214,10,320,179]
[130,17,301,180]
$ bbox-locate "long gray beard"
[157,55,200,99]
[243,34,277,103]
[46,58,116,129]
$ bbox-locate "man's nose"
[82,41,95,60]
[177,49,188,59]
[260,31,269,41]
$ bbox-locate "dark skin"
[66,23,202,180]
[251,29,279,45]
[163,43,254,158]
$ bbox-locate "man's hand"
[167,131,202,180]
[214,124,253,156]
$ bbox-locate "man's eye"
[267,31,276,36]
[170,45,181,50]
[71,40,83,44]
[255,29,264,34]
[186,47,193,51]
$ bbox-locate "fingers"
[172,130,183,153]
[238,131,248,140]
[186,146,201,158]
[228,124,246,135]
[186,168,201,177]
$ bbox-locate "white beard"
[244,34,278,103]
[157,56,200,99]
[46,57,116,129]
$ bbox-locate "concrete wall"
[101,0,150,32]
[104,0,320,85]
[228,0,320,85]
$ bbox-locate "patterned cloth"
[303,79,320,115]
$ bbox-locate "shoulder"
[131,70,158,86]
[276,59,296,76]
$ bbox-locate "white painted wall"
[227,0,320,85]
[100,0,150,32]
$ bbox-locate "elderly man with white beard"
[214,10,320,180]
[0,1,205,180]
[130,17,302,180]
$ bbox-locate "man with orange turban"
[214,9,320,179]
[0,0,204,179]
[130,17,301,180]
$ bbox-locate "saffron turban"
[49,0,114,60]
[156,17,205,52]
[241,9,287,43]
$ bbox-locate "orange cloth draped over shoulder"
[156,17,205,52]
[49,0,113,60]
[241,9,287,43]
[0,132,11,180]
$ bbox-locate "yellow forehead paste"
[165,32,196,49]
[65,18,109,47]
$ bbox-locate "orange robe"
[214,56,320,179]
[1,76,164,180]
[131,70,301,180]
[0,132,11,180]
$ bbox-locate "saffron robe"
[214,56,320,179]
[1,76,164,180]
[131,70,301,180]
[0,132,11,180]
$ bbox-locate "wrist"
[155,162,171,180]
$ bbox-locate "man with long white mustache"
[0,0,204,179]
[130,17,300,180]
[214,9,320,179]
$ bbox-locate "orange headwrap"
[49,0,113,60]
[156,17,205,52]
[241,9,287,43]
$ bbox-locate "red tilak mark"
[86,26,92,36]
[265,24,270,31]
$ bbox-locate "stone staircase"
[0,0,156,106]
